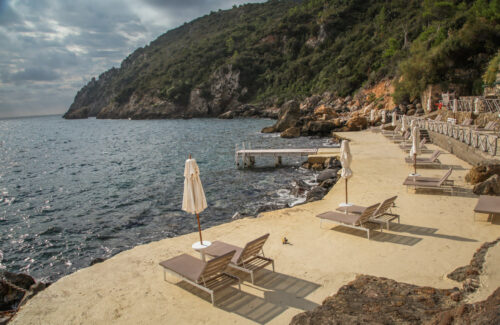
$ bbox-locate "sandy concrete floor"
[11,130,500,325]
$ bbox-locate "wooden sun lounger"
[316,203,382,239]
[336,196,400,230]
[404,150,441,166]
[400,138,427,150]
[159,250,240,305]
[203,233,274,284]
[474,195,500,222]
[403,168,454,194]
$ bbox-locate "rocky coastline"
[291,238,500,325]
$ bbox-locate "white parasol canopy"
[392,111,397,126]
[182,157,207,244]
[409,126,421,175]
[410,126,421,157]
[182,158,207,214]
[340,140,352,206]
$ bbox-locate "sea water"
[0,116,330,281]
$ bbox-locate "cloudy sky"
[0,0,263,118]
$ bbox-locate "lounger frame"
[160,251,241,305]
[318,204,382,240]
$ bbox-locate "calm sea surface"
[0,116,331,281]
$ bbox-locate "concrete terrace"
[11,130,500,325]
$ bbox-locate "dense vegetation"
[71,0,500,116]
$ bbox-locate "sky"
[0,0,264,118]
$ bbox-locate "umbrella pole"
[413,153,417,175]
[196,213,203,244]
[345,178,348,204]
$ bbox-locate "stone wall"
[428,131,500,166]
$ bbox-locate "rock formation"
[291,237,500,325]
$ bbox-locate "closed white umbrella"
[392,111,397,127]
[453,99,457,114]
[474,98,480,114]
[182,156,208,244]
[427,97,431,112]
[409,126,421,175]
[401,115,407,133]
[370,110,375,122]
[339,140,353,207]
[381,110,386,124]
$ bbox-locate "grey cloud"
[0,0,21,26]
[6,67,60,82]
[0,0,265,118]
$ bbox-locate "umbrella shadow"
[175,270,320,324]
[328,226,422,246]
[388,223,478,242]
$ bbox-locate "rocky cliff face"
[63,68,119,119]
[64,63,247,120]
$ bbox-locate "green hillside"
[64,0,500,119]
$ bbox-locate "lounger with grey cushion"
[159,250,240,305]
[403,168,454,194]
[404,150,441,166]
[203,234,274,284]
[335,196,400,229]
[316,203,382,239]
[391,131,410,143]
[400,138,427,150]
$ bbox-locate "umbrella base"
[192,241,212,262]
[339,203,353,207]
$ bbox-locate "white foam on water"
[289,197,306,207]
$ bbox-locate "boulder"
[313,104,331,115]
[465,164,500,184]
[317,169,339,182]
[407,108,416,116]
[300,95,321,112]
[273,100,301,132]
[290,179,312,196]
[345,115,368,131]
[319,178,337,189]
[256,204,288,213]
[280,127,301,138]
[473,174,500,195]
[217,111,234,119]
[306,186,327,202]
[302,121,336,136]
[311,163,324,170]
[261,126,276,133]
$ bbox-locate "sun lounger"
[474,195,500,222]
[316,203,382,239]
[203,234,274,284]
[335,196,400,230]
[404,150,441,166]
[391,131,410,143]
[403,168,454,194]
[159,250,240,305]
[400,138,427,150]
